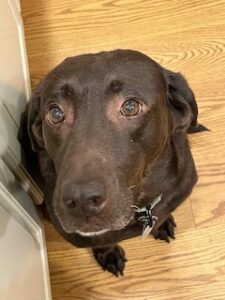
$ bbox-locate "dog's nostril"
[88,195,104,207]
[64,198,77,208]
[62,181,106,214]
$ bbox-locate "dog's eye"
[120,99,142,117]
[47,106,65,124]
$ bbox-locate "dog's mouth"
[72,213,136,237]
[75,228,110,237]
[56,207,136,236]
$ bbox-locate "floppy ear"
[27,80,45,152]
[164,69,198,133]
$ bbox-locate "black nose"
[62,181,106,215]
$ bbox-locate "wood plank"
[47,223,225,300]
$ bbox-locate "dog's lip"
[74,213,136,237]
[75,228,109,237]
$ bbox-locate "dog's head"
[28,50,197,236]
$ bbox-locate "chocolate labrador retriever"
[27,49,202,276]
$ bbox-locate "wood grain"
[21,0,225,299]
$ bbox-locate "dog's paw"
[92,245,127,276]
[153,214,176,243]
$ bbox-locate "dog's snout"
[62,181,107,215]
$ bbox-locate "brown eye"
[47,106,65,124]
[120,99,142,117]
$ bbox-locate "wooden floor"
[21,1,225,299]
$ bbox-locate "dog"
[27,49,203,276]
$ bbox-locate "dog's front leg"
[92,245,127,276]
[152,214,176,243]
[150,191,191,243]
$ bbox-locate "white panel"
[0,205,45,300]
[0,98,43,204]
[0,180,52,300]
[0,158,41,225]
[0,0,43,205]
[0,2,51,297]
[0,0,31,127]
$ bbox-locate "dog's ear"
[27,80,45,152]
[164,69,198,133]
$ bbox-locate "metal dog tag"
[132,194,162,239]
[141,215,158,239]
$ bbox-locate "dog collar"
[132,194,163,239]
